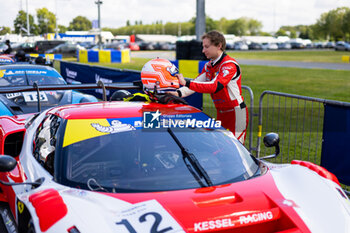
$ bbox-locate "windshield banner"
[143,110,222,130]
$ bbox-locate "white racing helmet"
[141,58,180,91]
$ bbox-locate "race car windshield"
[60,128,259,192]
[0,71,66,87]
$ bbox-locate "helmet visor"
[166,64,179,76]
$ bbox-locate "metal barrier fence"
[256,90,350,165]
[202,85,254,151]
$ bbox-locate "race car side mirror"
[260,133,280,160]
[0,155,17,172]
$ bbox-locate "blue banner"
[321,104,350,185]
[59,61,203,109]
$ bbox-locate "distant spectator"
[15,50,27,62]
[3,40,12,54]
[35,56,46,65]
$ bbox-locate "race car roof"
[48,101,202,120]
[0,64,56,71]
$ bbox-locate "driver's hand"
[175,73,186,86]
[166,90,179,97]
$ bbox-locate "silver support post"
[196,0,206,41]
[26,0,30,35]
[95,0,103,49]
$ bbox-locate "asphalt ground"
[131,51,350,70]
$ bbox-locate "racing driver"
[170,30,248,144]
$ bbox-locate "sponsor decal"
[115,200,184,233]
[238,211,274,224]
[6,93,22,99]
[194,218,235,232]
[95,74,112,95]
[193,208,280,232]
[0,58,13,63]
[65,68,77,79]
[222,68,230,77]
[0,70,5,78]
[143,110,221,129]
[23,92,48,102]
[25,70,47,75]
[63,118,142,147]
[91,120,135,134]
[95,73,112,84]
[0,207,17,233]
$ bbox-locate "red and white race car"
[0,83,349,233]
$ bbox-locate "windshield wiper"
[167,128,213,187]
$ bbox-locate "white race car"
[0,96,349,233]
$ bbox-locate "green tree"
[313,7,350,41]
[0,26,11,35]
[36,8,56,34]
[290,30,297,38]
[13,10,38,35]
[190,16,217,34]
[226,17,262,36]
[68,16,92,31]
[247,19,262,35]
[227,18,247,36]
[58,25,67,33]
[341,8,350,41]
[275,28,287,36]
[126,20,130,26]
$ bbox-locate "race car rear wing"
[0,80,143,112]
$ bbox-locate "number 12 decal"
[114,200,184,233]
[116,212,173,233]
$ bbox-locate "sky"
[1,0,349,33]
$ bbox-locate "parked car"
[261,43,278,50]
[128,42,140,51]
[0,88,349,232]
[277,42,292,50]
[137,41,156,50]
[45,42,84,57]
[78,41,95,49]
[0,64,98,116]
[33,40,67,54]
[91,42,128,50]
[325,42,335,49]
[248,42,262,50]
[335,41,350,51]
[233,42,249,50]
[11,42,36,53]
[290,42,305,49]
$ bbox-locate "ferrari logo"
[17,201,24,214]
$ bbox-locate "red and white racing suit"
[177,53,248,144]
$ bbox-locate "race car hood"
[27,165,350,233]
[0,90,72,115]
[102,164,349,233]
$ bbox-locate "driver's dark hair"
[201,30,226,51]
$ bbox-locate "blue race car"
[0,64,98,116]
